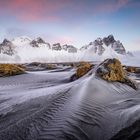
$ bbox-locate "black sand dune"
[0,66,140,140]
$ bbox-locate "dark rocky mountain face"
[112,41,126,55]
[52,43,77,53]
[93,38,105,55]
[103,35,116,46]
[52,43,62,50]
[2,39,11,45]
[81,35,127,55]
[68,46,77,53]
[94,38,103,46]
[103,35,126,54]
[30,37,51,48]
[36,37,46,44]
[0,39,15,56]
[62,44,77,53]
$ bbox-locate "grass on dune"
[0,64,25,77]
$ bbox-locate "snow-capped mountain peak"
[0,38,15,56]
[12,36,32,46]
[30,37,51,48]
[80,35,126,55]
[103,34,115,46]
[34,37,46,44]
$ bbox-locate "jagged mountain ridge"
[1,36,78,54]
[0,35,127,56]
[80,35,126,55]
[0,35,134,63]
[30,37,51,48]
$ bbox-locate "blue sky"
[0,0,140,50]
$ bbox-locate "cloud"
[0,0,134,23]
[49,36,74,45]
[126,38,140,51]
[39,33,74,45]
[94,0,129,14]
[134,38,140,44]
[6,27,31,38]
[57,36,74,45]
[0,0,71,22]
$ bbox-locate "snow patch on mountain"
[12,36,32,46]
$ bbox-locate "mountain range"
[0,35,136,63]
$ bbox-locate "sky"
[0,0,140,51]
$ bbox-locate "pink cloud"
[0,0,131,22]
[58,36,74,45]
[51,36,74,45]
[41,33,74,45]
[0,0,71,22]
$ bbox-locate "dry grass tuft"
[70,61,92,81]
[47,64,56,69]
[76,62,92,78]
[96,58,138,90]
[102,59,125,82]
[0,64,25,77]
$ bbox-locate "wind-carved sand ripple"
[0,68,140,140]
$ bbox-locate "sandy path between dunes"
[0,69,140,140]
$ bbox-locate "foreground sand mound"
[0,64,25,77]
[96,58,138,90]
